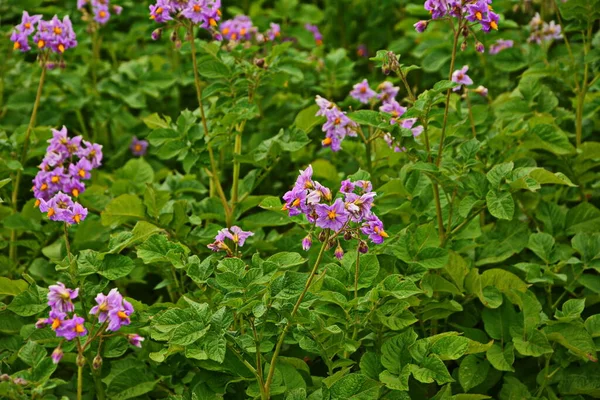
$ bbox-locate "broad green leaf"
[486,344,515,372]
[98,254,135,280]
[0,277,28,296]
[458,355,489,392]
[101,194,146,228]
[486,190,514,220]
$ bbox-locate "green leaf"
[8,285,48,316]
[143,185,170,219]
[487,162,514,187]
[294,104,324,133]
[522,123,576,156]
[555,298,586,321]
[498,376,532,400]
[527,232,555,264]
[486,190,514,220]
[459,355,489,392]
[266,252,307,269]
[0,277,29,296]
[136,234,188,266]
[411,355,454,385]
[572,233,600,265]
[381,329,417,375]
[566,203,600,234]
[101,194,146,228]
[342,252,380,289]
[170,321,210,346]
[544,322,597,362]
[486,343,515,372]
[18,341,46,366]
[106,368,158,400]
[512,329,553,357]
[98,254,135,280]
[324,373,380,400]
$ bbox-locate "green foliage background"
[0,0,599,399]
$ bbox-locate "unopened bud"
[151,28,162,41]
[334,244,344,260]
[318,230,328,242]
[254,58,265,68]
[93,354,103,370]
[76,353,86,368]
[0,374,10,382]
[358,241,369,254]
[343,231,353,241]
[460,41,468,52]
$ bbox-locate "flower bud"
[13,377,27,386]
[51,347,63,364]
[35,318,47,329]
[475,42,485,53]
[93,354,103,370]
[413,20,428,33]
[302,235,312,251]
[343,230,353,241]
[460,41,467,52]
[76,353,86,368]
[334,244,344,260]
[127,334,145,348]
[318,230,328,242]
[170,30,178,42]
[359,241,369,254]
[151,28,162,41]
[113,5,123,15]
[0,374,10,382]
[254,58,266,68]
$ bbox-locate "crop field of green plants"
[0,0,599,399]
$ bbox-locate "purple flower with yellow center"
[282,187,307,216]
[355,180,373,193]
[77,140,103,168]
[69,159,93,180]
[377,81,400,103]
[17,11,42,35]
[51,347,64,364]
[424,0,448,19]
[466,0,489,23]
[56,314,87,340]
[316,199,349,231]
[45,310,67,331]
[315,96,334,117]
[47,167,66,189]
[220,15,255,41]
[340,179,355,194]
[451,65,473,92]
[345,191,376,221]
[350,79,377,104]
[66,203,88,225]
[48,126,69,154]
[94,5,111,24]
[40,193,73,221]
[489,39,513,55]
[208,226,254,252]
[182,0,208,25]
[107,299,134,332]
[542,21,562,41]
[90,288,123,323]
[130,136,149,156]
[11,31,31,52]
[127,334,144,348]
[380,99,407,125]
[305,24,323,46]
[294,165,315,191]
[149,0,173,23]
[361,215,389,244]
[65,178,85,198]
[480,11,499,32]
[47,282,79,313]
[266,23,281,41]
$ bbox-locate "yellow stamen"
[134,144,142,152]
[231,33,238,40]
[209,18,217,26]
[34,199,41,207]
[232,233,239,243]
[99,302,108,311]
[58,44,65,53]
[222,27,230,35]
[117,311,128,320]
[38,39,45,48]
[150,15,156,20]
[281,204,289,211]
[25,23,31,29]
[74,214,81,223]
[327,210,337,220]
[322,137,332,146]
[41,183,48,191]
[360,86,366,93]
[217,9,222,16]
[334,117,341,125]
[78,169,86,178]
[374,226,389,238]
[304,181,313,189]
[75,324,85,333]
[475,11,482,20]
[193,4,201,12]
[14,42,21,50]
[54,27,62,34]
[156,7,163,14]
[47,208,55,218]
[316,39,323,46]
[72,189,79,197]
[99,11,106,18]
[240,28,247,36]
[292,198,301,207]
[51,176,60,183]
[51,318,61,330]
[490,21,498,30]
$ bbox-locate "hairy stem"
[465,92,477,137]
[188,25,231,221]
[230,121,245,226]
[9,63,47,265]
[264,235,330,398]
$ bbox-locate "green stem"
[230,122,244,226]
[77,364,83,400]
[465,92,477,137]
[263,235,330,398]
[9,63,47,265]
[188,25,231,222]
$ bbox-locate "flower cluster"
[282,166,388,258]
[130,136,149,157]
[207,226,254,255]
[489,38,513,54]
[149,0,221,30]
[305,24,323,46]
[37,283,143,364]
[10,12,77,55]
[350,79,377,104]
[528,13,562,44]
[315,96,357,152]
[416,0,499,33]
[376,81,424,153]
[218,15,281,43]
[33,126,103,225]
[77,0,123,25]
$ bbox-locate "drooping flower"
[207,226,254,252]
[302,235,312,251]
[380,99,407,125]
[90,288,123,323]
[414,20,428,33]
[127,334,145,348]
[334,244,344,260]
[266,23,281,41]
[130,137,149,156]
[361,215,389,244]
[47,282,79,313]
[451,65,473,92]
[377,81,400,104]
[474,85,488,97]
[107,299,134,331]
[350,79,377,104]
[305,24,323,46]
[51,347,64,364]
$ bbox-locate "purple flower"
[130,136,149,156]
[220,15,255,41]
[356,180,373,193]
[93,5,111,24]
[361,215,389,244]
[357,44,368,58]
[107,299,133,331]
[69,159,93,180]
[302,235,312,251]
[305,24,323,45]
[380,99,406,125]
[475,42,485,53]
[65,178,85,198]
[113,5,123,15]
[46,310,67,331]
[542,21,562,41]
[344,192,376,221]
[128,334,144,348]
[40,193,73,221]
[150,0,173,23]
[315,96,334,116]
[294,165,315,191]
[334,244,344,260]
[66,203,88,225]
[350,79,377,104]
[51,347,63,364]
[480,11,499,32]
[56,314,87,340]
[377,82,400,103]
[451,65,473,92]
[282,187,307,216]
[151,28,163,41]
[316,199,349,231]
[11,31,31,52]
[182,0,221,27]
[489,39,513,55]
[401,118,424,137]
[266,23,281,41]
[208,226,254,252]
[47,282,79,313]
[17,11,43,35]
[77,140,103,168]
[414,20,428,33]
[47,126,69,154]
[340,180,355,194]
